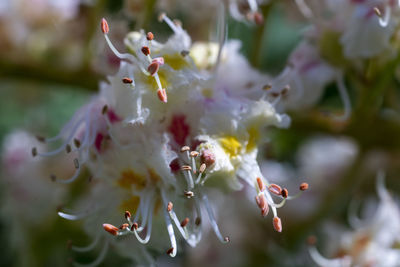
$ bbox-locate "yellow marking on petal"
[202,88,213,98]
[145,70,169,91]
[246,126,260,152]
[163,53,189,70]
[219,136,242,158]
[117,169,146,190]
[120,196,140,213]
[148,168,161,184]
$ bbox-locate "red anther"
[73,138,81,148]
[131,223,138,231]
[141,46,150,56]
[256,177,265,191]
[200,149,216,167]
[119,223,129,230]
[281,85,290,96]
[255,194,269,217]
[157,88,168,103]
[281,188,288,199]
[36,135,45,142]
[199,163,206,173]
[125,211,131,219]
[101,18,109,34]
[300,183,309,191]
[102,105,108,115]
[167,202,173,212]
[181,165,192,171]
[147,61,160,76]
[253,12,264,25]
[263,84,272,90]
[103,223,119,236]
[273,217,282,233]
[268,184,282,196]
[180,217,190,227]
[270,92,280,98]
[184,191,194,197]
[65,144,72,153]
[190,151,199,157]
[181,146,190,152]
[146,32,154,41]
[166,247,174,255]
[32,147,37,157]
[152,57,165,65]
[122,77,133,84]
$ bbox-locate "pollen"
[219,136,242,158]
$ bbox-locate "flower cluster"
[31,13,309,263]
[309,173,400,267]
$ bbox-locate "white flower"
[309,172,400,267]
[31,14,307,264]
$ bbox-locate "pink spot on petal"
[107,109,122,124]
[95,133,104,152]
[169,158,180,172]
[168,115,190,147]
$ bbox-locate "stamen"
[74,138,81,148]
[256,177,265,191]
[158,12,181,34]
[377,5,391,27]
[184,190,194,198]
[180,217,190,227]
[255,194,269,217]
[152,57,165,65]
[253,11,264,25]
[146,32,154,41]
[163,206,177,257]
[65,144,72,153]
[166,247,174,255]
[102,105,108,115]
[374,7,382,17]
[141,46,151,56]
[181,165,192,171]
[103,224,119,236]
[181,50,189,57]
[335,73,352,121]
[281,188,288,199]
[268,184,282,196]
[119,223,129,230]
[36,135,46,142]
[131,223,138,231]
[181,146,190,152]
[199,163,206,173]
[74,158,80,169]
[157,88,168,103]
[273,216,282,232]
[167,202,173,212]
[101,18,136,62]
[202,193,229,243]
[125,211,131,219]
[73,241,109,267]
[32,147,37,157]
[147,62,160,76]
[122,77,133,84]
[101,18,109,34]
[300,182,309,191]
[294,0,313,19]
[195,217,201,226]
[72,234,101,253]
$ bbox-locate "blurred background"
[1,0,400,266]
